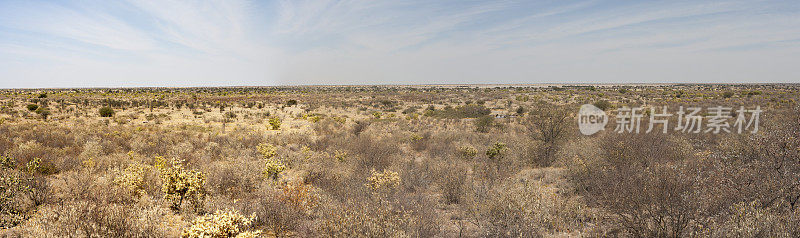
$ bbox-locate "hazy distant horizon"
[1,0,799,88]
[5,82,799,90]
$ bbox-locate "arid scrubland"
[0,85,798,237]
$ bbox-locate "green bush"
[486,142,506,160]
[34,107,50,119]
[99,107,115,117]
[457,146,478,160]
[723,91,735,98]
[26,104,38,111]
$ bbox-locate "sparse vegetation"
[0,85,797,237]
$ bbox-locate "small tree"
[526,103,570,166]
[26,104,38,111]
[99,106,115,117]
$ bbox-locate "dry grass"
[0,85,798,237]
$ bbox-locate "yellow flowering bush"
[1,156,35,228]
[268,117,281,130]
[365,169,401,192]
[457,146,478,160]
[182,210,261,238]
[156,157,206,210]
[114,163,148,197]
[257,143,286,180]
[256,143,276,159]
[263,158,286,180]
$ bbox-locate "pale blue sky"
[0,0,798,88]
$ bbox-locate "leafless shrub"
[525,102,571,167]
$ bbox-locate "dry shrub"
[408,132,430,151]
[23,166,175,237]
[315,164,440,237]
[233,181,320,237]
[525,103,571,166]
[468,168,588,237]
[347,135,400,172]
[351,120,370,135]
[706,201,800,237]
[317,197,437,238]
[398,159,433,194]
[439,164,468,205]
[24,199,175,238]
[572,133,722,237]
[205,161,261,198]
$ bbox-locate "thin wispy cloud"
[0,0,798,88]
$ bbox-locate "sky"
[0,0,798,88]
